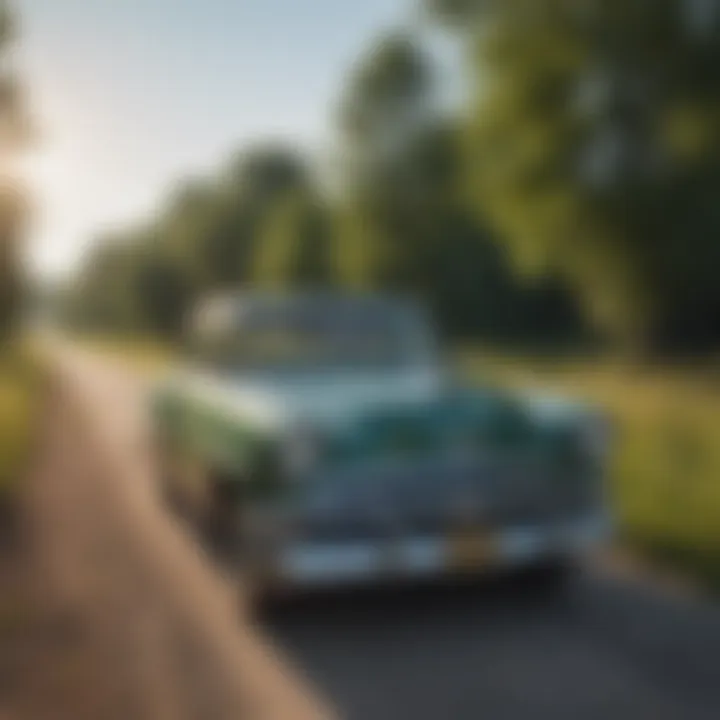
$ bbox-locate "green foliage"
[336,33,584,341]
[63,238,145,334]
[0,185,26,340]
[66,21,587,348]
[133,250,192,339]
[0,2,29,155]
[254,189,334,289]
[460,0,720,351]
[0,344,45,505]
[423,0,486,28]
[66,8,604,353]
[339,32,435,165]
[66,145,311,340]
[0,3,29,343]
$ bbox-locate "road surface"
[49,349,720,720]
[267,571,720,720]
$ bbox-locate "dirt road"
[4,349,333,720]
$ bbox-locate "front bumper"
[264,514,612,589]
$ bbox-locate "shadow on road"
[260,571,720,720]
[260,569,574,629]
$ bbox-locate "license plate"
[449,530,496,570]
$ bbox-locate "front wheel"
[156,444,243,554]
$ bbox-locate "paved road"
[266,570,720,720]
[60,348,720,720]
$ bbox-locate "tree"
[67,144,313,336]
[0,4,29,157]
[0,2,30,340]
[132,245,192,340]
[0,183,26,335]
[335,28,584,342]
[453,0,720,351]
[201,145,310,289]
[66,20,588,347]
[339,32,437,189]
[253,189,334,289]
[335,32,441,290]
[63,237,142,333]
[423,0,486,28]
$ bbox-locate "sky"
[18,0,414,278]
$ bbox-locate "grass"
[459,349,720,590]
[0,342,46,508]
[0,341,46,654]
[77,336,172,376]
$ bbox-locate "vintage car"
[152,291,612,598]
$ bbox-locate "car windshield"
[191,294,436,373]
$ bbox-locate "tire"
[155,441,229,531]
[246,577,302,619]
[156,435,247,563]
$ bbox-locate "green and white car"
[152,292,612,596]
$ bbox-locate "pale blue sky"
[19,0,414,277]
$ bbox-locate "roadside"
[0,341,46,518]
[459,349,720,594]
[0,348,334,720]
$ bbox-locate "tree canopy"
[65,0,720,355]
[458,0,720,350]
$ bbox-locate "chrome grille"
[296,456,595,540]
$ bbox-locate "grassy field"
[460,350,720,590]
[0,343,46,509]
